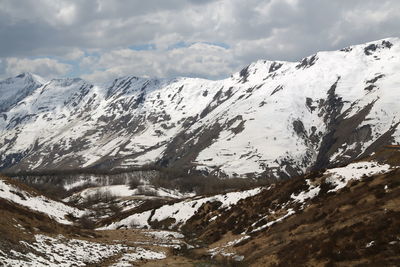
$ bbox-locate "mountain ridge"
[1,37,399,178]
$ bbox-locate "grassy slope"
[180,154,400,266]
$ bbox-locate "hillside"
[0,175,195,266]
[1,150,399,266]
[1,38,399,178]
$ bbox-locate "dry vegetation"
[180,168,400,266]
[1,150,400,266]
[148,168,275,195]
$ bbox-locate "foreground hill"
[0,176,193,266]
[97,150,400,266]
[1,38,400,178]
[1,150,399,266]
[183,159,400,266]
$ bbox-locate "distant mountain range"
[1,38,399,178]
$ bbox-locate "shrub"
[128,177,142,189]
[26,182,68,200]
[136,186,159,196]
[85,190,116,204]
[148,170,274,195]
[78,214,96,229]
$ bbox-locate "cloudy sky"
[0,0,399,82]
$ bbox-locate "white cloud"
[4,57,72,79]
[0,0,399,81]
[63,48,84,60]
[82,43,237,83]
[55,3,77,25]
[0,0,79,26]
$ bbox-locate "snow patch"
[0,178,84,224]
[0,234,127,266]
[325,161,391,192]
[101,187,263,230]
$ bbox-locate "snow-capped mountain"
[0,72,44,112]
[1,38,400,178]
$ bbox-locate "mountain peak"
[15,72,32,79]
[10,72,47,87]
[0,73,44,112]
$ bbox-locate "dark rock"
[271,85,283,96]
[269,62,283,73]
[296,55,318,69]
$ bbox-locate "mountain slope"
[184,158,400,266]
[0,175,188,266]
[0,176,84,224]
[0,72,43,112]
[1,38,400,178]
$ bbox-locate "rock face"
[1,38,400,178]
